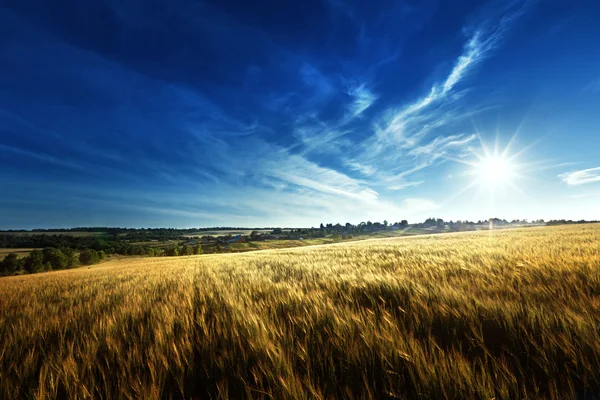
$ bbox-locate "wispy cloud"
[0,143,86,172]
[346,83,378,118]
[560,167,600,186]
[376,14,520,149]
[408,134,478,157]
[264,154,379,203]
[345,161,377,176]
[344,2,528,190]
[293,124,351,155]
[388,181,424,191]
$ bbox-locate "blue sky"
[1,0,599,228]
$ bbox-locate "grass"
[1,224,600,399]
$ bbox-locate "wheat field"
[1,224,600,399]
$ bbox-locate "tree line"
[0,243,204,276]
[0,248,106,275]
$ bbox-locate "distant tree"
[194,244,203,255]
[91,238,108,251]
[43,248,68,270]
[250,231,260,240]
[384,220,388,228]
[1,253,21,275]
[181,244,190,256]
[61,248,79,268]
[24,250,44,273]
[79,249,100,265]
[167,246,180,256]
[400,220,409,228]
[423,218,437,227]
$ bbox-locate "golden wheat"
[1,224,600,399]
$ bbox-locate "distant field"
[0,248,35,260]
[227,238,338,252]
[184,229,275,237]
[1,224,600,399]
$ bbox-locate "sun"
[441,134,534,219]
[475,154,515,188]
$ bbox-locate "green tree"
[79,249,100,265]
[43,248,68,270]
[181,244,190,256]
[1,253,21,275]
[61,248,79,268]
[24,250,44,273]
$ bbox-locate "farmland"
[0,247,35,259]
[1,224,600,399]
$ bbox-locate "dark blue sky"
[1,0,599,228]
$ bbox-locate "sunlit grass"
[1,224,600,398]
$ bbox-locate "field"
[0,247,35,260]
[184,229,276,238]
[1,224,600,399]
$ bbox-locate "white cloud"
[560,167,600,186]
[408,133,478,157]
[388,181,424,191]
[375,28,502,150]
[293,124,350,155]
[265,154,379,203]
[345,161,377,176]
[347,84,378,117]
